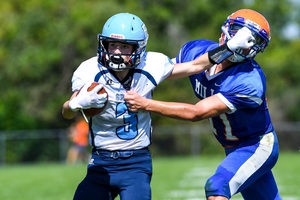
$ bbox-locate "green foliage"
[0,0,300,130]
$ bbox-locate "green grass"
[0,152,299,200]
[152,152,300,199]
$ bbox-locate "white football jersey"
[71,52,174,150]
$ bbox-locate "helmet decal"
[109,34,125,39]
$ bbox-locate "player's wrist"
[208,44,233,64]
[144,99,156,112]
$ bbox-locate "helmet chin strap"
[228,49,246,62]
[106,54,131,71]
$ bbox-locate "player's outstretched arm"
[169,52,211,79]
[125,91,230,121]
[169,27,255,79]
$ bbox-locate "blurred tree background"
[1,0,300,130]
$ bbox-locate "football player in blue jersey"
[62,12,255,200]
[125,9,281,200]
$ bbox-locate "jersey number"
[116,102,138,140]
[209,114,238,141]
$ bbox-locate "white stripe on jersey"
[216,93,236,113]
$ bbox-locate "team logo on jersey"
[106,79,113,85]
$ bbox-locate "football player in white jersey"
[62,12,255,200]
[125,9,281,200]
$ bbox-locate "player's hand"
[69,83,108,111]
[227,27,255,51]
[124,90,147,112]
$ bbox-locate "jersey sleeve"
[72,69,86,92]
[159,56,174,83]
[71,57,99,92]
[141,52,174,85]
[219,62,266,110]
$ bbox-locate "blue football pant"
[205,132,281,199]
[73,149,152,200]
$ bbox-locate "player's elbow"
[187,107,209,122]
[189,116,203,122]
[185,111,204,122]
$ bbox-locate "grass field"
[0,152,299,200]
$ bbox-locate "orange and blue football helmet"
[220,9,271,62]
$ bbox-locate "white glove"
[227,27,255,51]
[69,83,108,111]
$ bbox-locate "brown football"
[77,82,108,117]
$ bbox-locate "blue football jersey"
[176,40,274,147]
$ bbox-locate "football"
[78,82,108,117]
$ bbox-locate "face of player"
[108,42,134,63]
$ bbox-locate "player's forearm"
[62,101,77,119]
[169,53,212,80]
[62,92,79,119]
[144,99,201,122]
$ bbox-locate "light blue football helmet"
[97,13,149,71]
